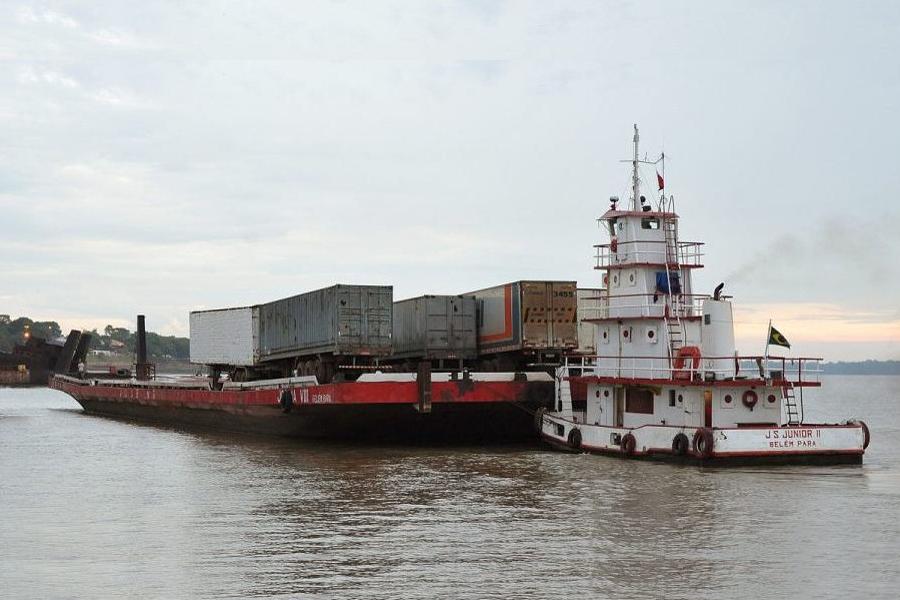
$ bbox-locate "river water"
[1,376,898,599]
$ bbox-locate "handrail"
[561,354,823,385]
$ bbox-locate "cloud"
[1,1,899,363]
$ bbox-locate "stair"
[783,382,800,425]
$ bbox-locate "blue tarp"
[656,271,681,294]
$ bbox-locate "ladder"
[662,215,684,363]
[783,382,800,425]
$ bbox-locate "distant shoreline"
[822,361,900,376]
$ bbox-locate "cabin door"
[614,386,625,427]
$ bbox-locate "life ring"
[672,432,690,456]
[533,407,547,433]
[848,419,871,449]
[673,346,701,379]
[279,389,294,413]
[567,428,582,450]
[742,390,758,411]
[621,433,637,456]
[693,428,715,458]
[610,237,618,253]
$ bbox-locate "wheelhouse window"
[641,217,660,230]
[625,389,654,414]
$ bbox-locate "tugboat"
[538,126,870,465]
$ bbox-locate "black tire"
[621,433,637,456]
[848,419,871,450]
[567,428,582,450]
[279,389,294,413]
[534,407,547,433]
[693,428,715,458]
[672,432,690,456]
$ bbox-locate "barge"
[537,126,870,464]
[51,371,552,442]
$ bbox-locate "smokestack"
[135,315,153,380]
[137,315,148,366]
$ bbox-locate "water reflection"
[2,380,900,599]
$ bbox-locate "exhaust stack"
[135,315,154,380]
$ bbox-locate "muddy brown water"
[2,376,899,599]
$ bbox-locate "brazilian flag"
[768,325,791,349]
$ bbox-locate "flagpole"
[763,319,772,378]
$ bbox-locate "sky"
[1,1,898,361]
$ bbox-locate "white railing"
[560,355,823,385]
[599,293,706,320]
[594,240,704,269]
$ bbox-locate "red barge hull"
[50,375,553,443]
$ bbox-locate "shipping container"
[258,284,393,362]
[464,281,578,355]
[392,295,477,360]
[576,288,606,355]
[190,306,259,366]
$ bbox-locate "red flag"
[657,171,664,190]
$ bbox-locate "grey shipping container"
[464,280,578,355]
[392,295,477,360]
[258,284,393,362]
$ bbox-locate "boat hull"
[539,412,867,466]
[52,376,552,443]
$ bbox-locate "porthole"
[648,330,655,339]
[602,331,608,339]
[612,274,619,285]
[623,330,629,338]
[677,394,683,403]
[604,390,610,397]
[595,390,601,398]
[724,394,733,404]
[629,273,635,283]
[767,394,777,404]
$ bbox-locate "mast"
[632,124,640,211]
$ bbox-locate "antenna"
[632,124,640,211]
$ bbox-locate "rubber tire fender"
[567,428,582,450]
[848,419,871,450]
[621,433,637,456]
[693,428,715,458]
[672,432,690,456]
[279,389,294,413]
[534,407,547,433]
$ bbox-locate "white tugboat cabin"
[539,126,870,465]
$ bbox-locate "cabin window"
[626,389,654,414]
[641,217,660,230]
[668,389,676,407]
[595,390,601,398]
[724,394,733,404]
[767,394,777,404]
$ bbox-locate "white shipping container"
[190,306,259,366]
